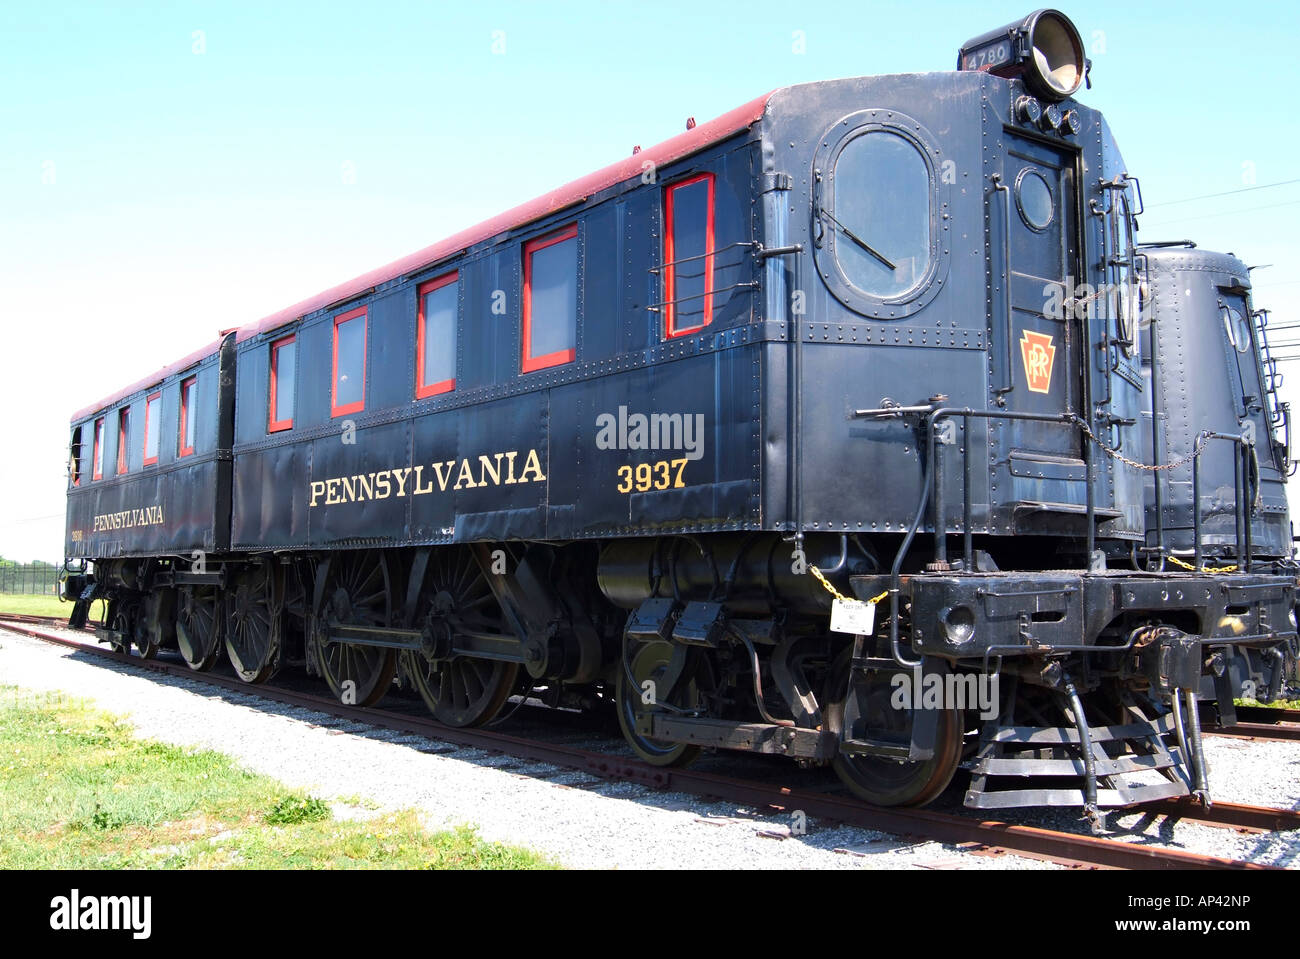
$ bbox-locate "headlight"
[958,9,1088,104]
[940,605,977,646]
[1025,10,1086,100]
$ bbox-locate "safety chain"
[1080,422,1260,573]
[809,565,888,606]
[1079,422,1213,473]
[1165,554,1238,574]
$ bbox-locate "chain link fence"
[0,563,62,596]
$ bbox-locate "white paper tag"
[830,598,875,636]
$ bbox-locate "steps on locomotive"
[964,691,1192,809]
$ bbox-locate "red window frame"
[142,391,161,466]
[663,172,716,339]
[331,307,367,418]
[116,408,129,475]
[92,418,105,481]
[522,224,578,374]
[179,376,197,457]
[416,272,458,399]
[268,335,296,432]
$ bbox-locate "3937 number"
[616,458,688,493]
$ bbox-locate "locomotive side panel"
[230,133,765,550]
[1139,247,1290,557]
[232,442,312,549]
[758,73,1150,544]
[758,74,999,534]
[795,343,987,532]
[66,347,228,559]
[460,245,519,392]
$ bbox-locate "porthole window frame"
[812,110,950,320]
[1220,300,1253,356]
[1014,166,1055,233]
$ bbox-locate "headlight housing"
[958,9,1088,103]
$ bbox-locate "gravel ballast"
[2,627,1297,869]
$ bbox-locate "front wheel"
[825,651,964,807]
[616,640,704,768]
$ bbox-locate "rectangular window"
[92,418,105,481]
[116,408,129,475]
[664,173,715,338]
[179,376,197,456]
[331,307,367,417]
[522,225,577,373]
[70,427,82,487]
[143,392,161,466]
[417,273,458,398]
[269,335,297,432]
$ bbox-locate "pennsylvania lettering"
[92,506,165,532]
[309,448,546,508]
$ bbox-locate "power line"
[0,513,64,527]
[1146,177,1300,208]
[1141,197,1300,229]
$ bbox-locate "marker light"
[1015,95,1042,125]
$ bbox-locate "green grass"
[0,688,555,870]
[0,593,81,619]
[1237,697,1300,710]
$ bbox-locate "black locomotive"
[63,10,1297,820]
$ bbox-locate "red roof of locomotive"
[71,91,773,423]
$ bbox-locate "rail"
[2,613,1291,871]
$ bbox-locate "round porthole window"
[1015,168,1054,231]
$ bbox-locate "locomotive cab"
[746,9,1296,817]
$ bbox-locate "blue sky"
[2,0,1298,560]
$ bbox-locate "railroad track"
[1205,704,1300,743]
[2,612,1297,871]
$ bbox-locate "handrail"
[1191,431,1257,572]
[856,404,1089,668]
[853,404,1258,668]
[990,174,1014,399]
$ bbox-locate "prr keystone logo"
[1019,329,1056,394]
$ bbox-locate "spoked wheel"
[827,651,964,807]
[616,639,705,767]
[400,548,520,727]
[316,550,397,707]
[176,585,224,671]
[226,562,281,684]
